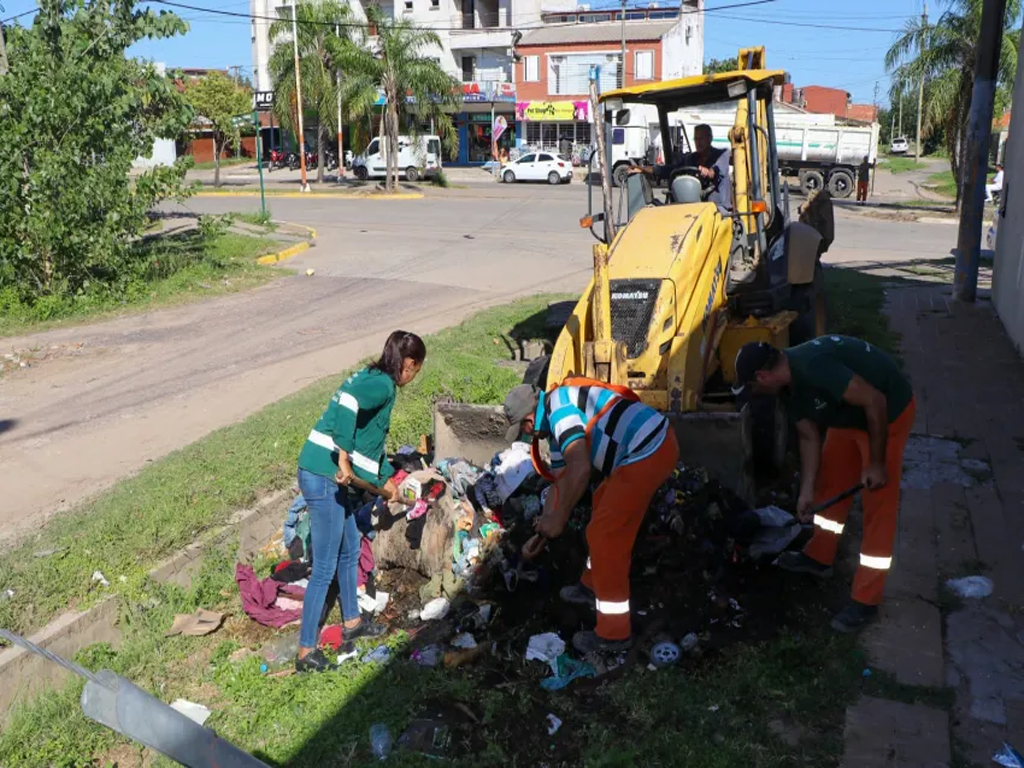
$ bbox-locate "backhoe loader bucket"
[432,401,510,468]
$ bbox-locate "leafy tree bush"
[0,0,194,308]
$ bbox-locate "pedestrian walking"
[986,163,1004,202]
[856,156,871,203]
[731,335,915,633]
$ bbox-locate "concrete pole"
[915,2,927,160]
[620,0,626,88]
[0,23,9,76]
[336,23,344,181]
[291,0,310,192]
[954,0,1008,302]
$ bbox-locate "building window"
[524,55,540,82]
[548,53,617,96]
[462,55,475,82]
[635,50,654,81]
[404,0,413,11]
[431,0,439,7]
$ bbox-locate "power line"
[148,0,778,33]
[711,13,903,33]
[1,7,36,24]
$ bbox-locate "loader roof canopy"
[600,70,785,111]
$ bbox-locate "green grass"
[0,274,900,766]
[0,227,280,338]
[235,210,278,230]
[0,296,560,637]
[190,156,253,171]
[926,169,958,199]
[881,157,927,174]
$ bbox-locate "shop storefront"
[515,100,592,156]
[451,81,517,166]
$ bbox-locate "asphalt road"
[0,185,956,545]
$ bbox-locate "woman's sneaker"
[344,618,387,641]
[296,648,338,673]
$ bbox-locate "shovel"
[799,483,864,528]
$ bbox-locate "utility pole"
[291,0,309,192]
[335,23,344,181]
[0,19,9,76]
[914,1,927,160]
[620,0,626,88]
[953,0,1008,302]
[898,90,903,137]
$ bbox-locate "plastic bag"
[993,742,1024,767]
[946,575,994,599]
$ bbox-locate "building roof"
[519,19,678,46]
[846,104,879,122]
[601,69,786,109]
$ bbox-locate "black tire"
[523,355,552,389]
[828,169,855,199]
[789,262,827,345]
[503,170,516,184]
[613,163,630,188]
[405,166,420,182]
[548,171,561,185]
[799,169,825,196]
[354,165,368,181]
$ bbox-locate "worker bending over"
[502,381,678,653]
[731,335,915,633]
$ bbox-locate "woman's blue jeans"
[297,469,361,649]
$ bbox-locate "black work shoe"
[830,600,879,633]
[296,648,337,673]
[344,618,387,641]
[559,583,596,608]
[572,630,632,655]
[776,551,834,579]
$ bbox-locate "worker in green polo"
[732,335,916,632]
[294,330,426,673]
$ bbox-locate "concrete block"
[842,695,950,767]
[863,597,945,688]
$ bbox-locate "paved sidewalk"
[841,270,1024,766]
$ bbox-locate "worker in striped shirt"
[503,380,679,654]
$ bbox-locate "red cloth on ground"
[320,624,343,650]
[235,563,304,628]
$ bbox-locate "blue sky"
[2,0,926,104]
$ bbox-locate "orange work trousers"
[581,429,679,640]
[803,398,916,605]
[857,181,869,202]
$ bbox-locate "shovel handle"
[521,533,548,561]
[809,483,864,516]
[347,476,415,507]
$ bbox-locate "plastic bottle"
[259,633,299,673]
[369,723,393,760]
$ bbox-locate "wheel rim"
[504,172,514,183]
[549,173,559,184]
[650,641,681,667]
[806,176,821,191]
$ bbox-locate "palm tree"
[268,0,352,183]
[886,0,1020,207]
[332,5,460,192]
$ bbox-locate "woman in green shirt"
[295,330,426,672]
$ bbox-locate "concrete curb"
[194,190,425,200]
[0,487,292,723]
[256,221,317,266]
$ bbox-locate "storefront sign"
[253,91,274,111]
[462,81,516,103]
[515,101,589,122]
[493,115,508,143]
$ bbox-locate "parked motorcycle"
[267,148,287,172]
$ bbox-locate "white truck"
[601,103,880,198]
[352,135,442,182]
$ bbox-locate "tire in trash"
[650,641,682,668]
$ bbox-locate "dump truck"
[434,47,833,502]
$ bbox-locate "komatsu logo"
[611,291,650,300]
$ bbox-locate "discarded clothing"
[282,493,307,549]
[235,563,304,629]
[320,624,344,650]
[275,596,304,611]
[437,459,481,500]
[358,536,375,589]
[406,499,429,521]
[474,475,502,512]
[526,633,566,675]
[406,514,427,550]
[165,609,224,637]
[354,497,386,539]
[491,442,535,502]
[270,559,311,584]
[539,654,597,691]
[748,522,802,559]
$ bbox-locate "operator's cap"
[503,385,541,443]
[731,341,777,395]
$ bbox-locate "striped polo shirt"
[537,384,669,477]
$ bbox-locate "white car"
[890,137,909,155]
[501,152,573,185]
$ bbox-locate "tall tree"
[0,0,193,302]
[183,71,252,187]
[268,0,352,183]
[703,57,736,75]
[334,5,460,192]
[886,0,1020,207]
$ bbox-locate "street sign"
[253,91,274,111]
[231,115,251,128]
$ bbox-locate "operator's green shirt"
[785,335,912,431]
[297,367,397,485]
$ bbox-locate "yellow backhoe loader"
[433,48,832,501]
